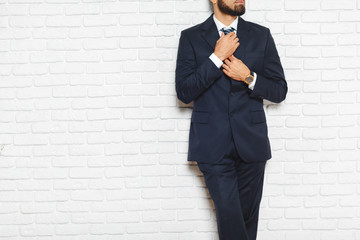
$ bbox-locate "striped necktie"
[220,27,235,35]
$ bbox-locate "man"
[175,0,287,239]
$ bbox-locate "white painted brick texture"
[0,0,359,239]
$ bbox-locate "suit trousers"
[197,133,267,240]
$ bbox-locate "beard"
[218,0,246,16]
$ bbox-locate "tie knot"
[220,27,235,35]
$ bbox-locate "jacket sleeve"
[175,31,223,104]
[247,28,288,103]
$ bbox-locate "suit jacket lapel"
[201,13,220,51]
[233,16,251,60]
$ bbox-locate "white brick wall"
[0,0,359,239]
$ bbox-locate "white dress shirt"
[209,14,257,90]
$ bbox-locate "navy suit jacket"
[175,13,287,164]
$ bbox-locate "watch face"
[246,76,254,84]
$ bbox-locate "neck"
[213,8,237,26]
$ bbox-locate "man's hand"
[222,55,250,83]
[213,32,240,61]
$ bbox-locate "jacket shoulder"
[180,22,203,36]
[245,20,269,33]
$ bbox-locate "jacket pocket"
[191,111,209,124]
[250,110,266,124]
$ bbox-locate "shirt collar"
[213,14,238,33]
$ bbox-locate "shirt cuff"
[248,72,256,90]
[209,53,223,68]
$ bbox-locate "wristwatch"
[244,71,254,85]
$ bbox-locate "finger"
[224,58,231,64]
[230,56,238,63]
[222,63,230,70]
[223,68,231,77]
[224,32,233,39]
[228,34,235,40]
[218,32,224,41]
[230,55,238,61]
